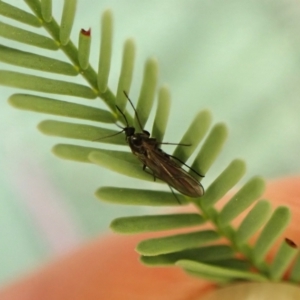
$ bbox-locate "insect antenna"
[123,90,144,131]
[115,105,129,127]
[93,107,127,141]
[92,127,125,141]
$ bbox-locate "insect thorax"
[127,133,147,154]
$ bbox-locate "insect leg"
[158,142,191,146]
[169,186,182,205]
[142,164,156,181]
[141,165,181,204]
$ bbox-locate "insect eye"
[143,130,150,137]
[125,127,135,136]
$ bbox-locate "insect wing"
[144,148,204,198]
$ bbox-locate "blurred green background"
[1,0,300,287]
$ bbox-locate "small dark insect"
[100,91,204,198]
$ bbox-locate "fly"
[99,91,204,198]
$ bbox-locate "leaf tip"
[81,28,91,36]
[285,238,297,248]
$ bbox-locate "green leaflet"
[210,258,250,271]
[78,29,91,70]
[151,86,171,142]
[134,58,158,130]
[253,207,291,265]
[25,0,44,19]
[0,21,57,49]
[235,200,272,245]
[176,260,268,282]
[111,213,205,234]
[184,259,250,283]
[137,230,220,256]
[269,239,298,281]
[0,71,96,98]
[53,144,137,164]
[190,123,228,177]
[96,187,187,206]
[172,110,212,164]
[0,45,77,75]
[60,0,77,45]
[9,94,114,123]
[38,120,125,144]
[184,270,232,283]
[41,0,52,22]
[290,253,300,283]
[218,177,266,225]
[200,159,246,208]
[0,2,41,27]
[140,245,234,266]
[115,39,135,112]
[98,9,113,93]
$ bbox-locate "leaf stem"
[24,0,131,122]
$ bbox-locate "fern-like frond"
[1,0,299,286]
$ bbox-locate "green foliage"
[140,245,235,266]
[97,187,187,206]
[0,0,299,285]
[137,230,220,256]
[176,260,268,283]
[111,213,205,234]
